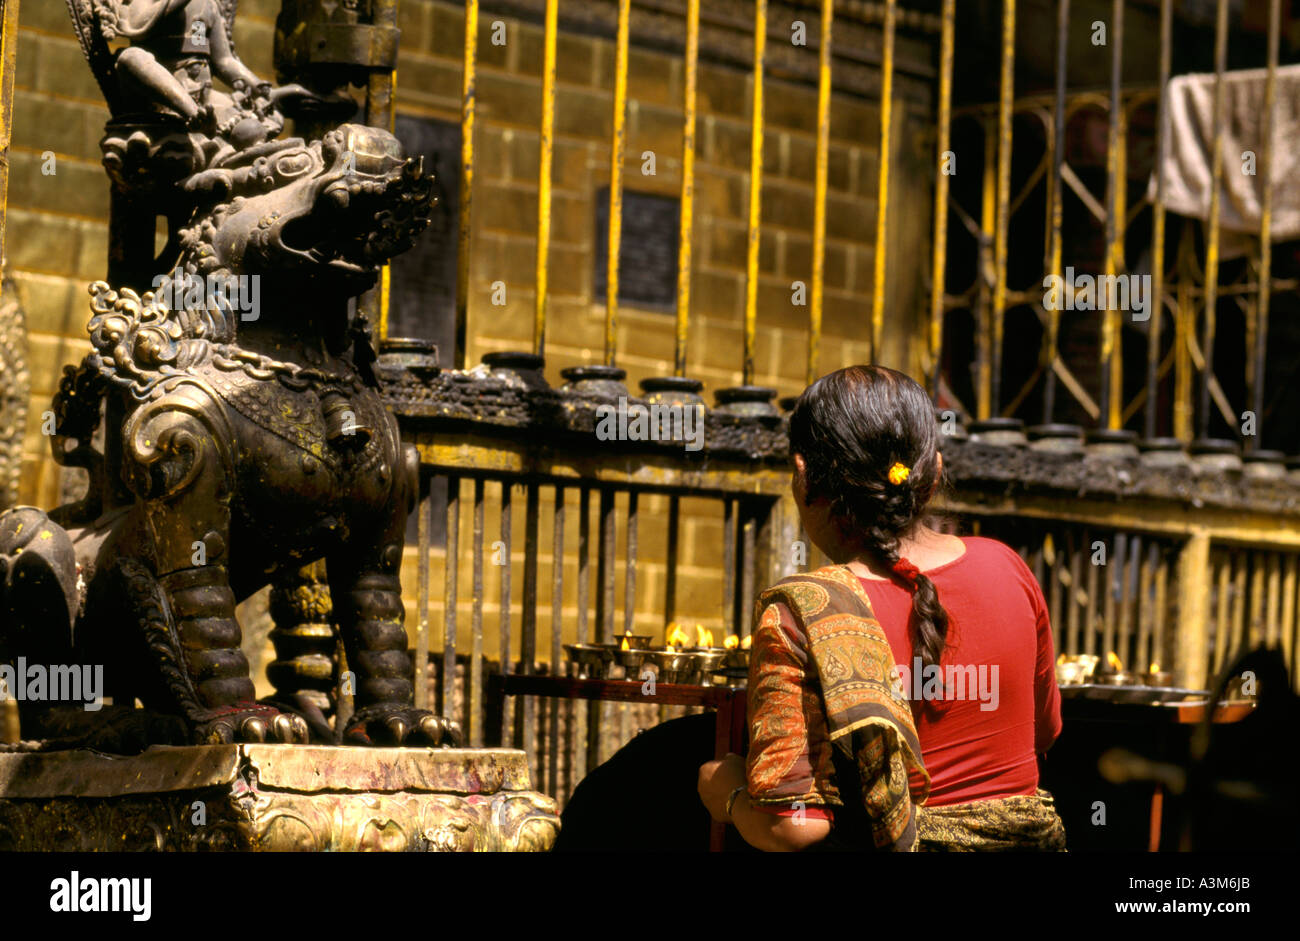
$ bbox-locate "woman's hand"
[697,753,747,822]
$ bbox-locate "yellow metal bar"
[1137,530,1221,676]
[1199,0,1228,440]
[1146,0,1172,439]
[1253,0,1280,431]
[1174,233,1193,440]
[1213,553,1230,674]
[1229,552,1246,663]
[1103,0,1126,430]
[534,0,559,357]
[416,485,430,712]
[675,0,700,377]
[455,0,480,369]
[743,0,767,385]
[1279,551,1289,662]
[977,119,996,420]
[1284,554,1298,685]
[870,0,896,363]
[1267,552,1281,646]
[990,0,1015,413]
[1249,552,1265,647]
[376,264,391,340]
[1043,0,1068,421]
[927,0,955,397]
[605,0,631,366]
[807,0,834,386]
[0,0,18,271]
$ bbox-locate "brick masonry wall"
[6,1,935,678]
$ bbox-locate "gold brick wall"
[6,1,936,663]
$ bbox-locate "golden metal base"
[0,745,558,852]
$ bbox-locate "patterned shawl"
[755,565,929,851]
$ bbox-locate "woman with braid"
[697,365,1066,851]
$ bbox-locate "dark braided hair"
[788,365,950,670]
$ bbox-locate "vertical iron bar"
[605,0,631,365]
[741,504,757,637]
[1137,541,1155,672]
[598,490,616,643]
[1283,554,1298,685]
[0,0,19,305]
[1101,0,1125,429]
[470,478,485,746]
[1119,534,1136,667]
[871,0,897,361]
[1153,546,1169,670]
[991,0,1016,413]
[1102,531,1119,660]
[1043,0,1069,422]
[1048,531,1065,652]
[1174,238,1193,440]
[520,484,540,770]
[578,488,591,644]
[442,477,460,717]
[578,487,594,775]
[416,475,430,712]
[743,0,768,385]
[498,482,513,745]
[1249,552,1265,649]
[676,0,700,376]
[1252,0,1280,446]
[454,0,479,369]
[1229,551,1246,666]
[1145,0,1172,439]
[723,498,738,638]
[808,0,834,384]
[549,486,564,797]
[665,494,680,625]
[1198,0,1229,441]
[624,491,639,635]
[534,0,558,356]
[589,489,616,767]
[1266,553,1281,647]
[1067,531,1083,655]
[618,491,635,747]
[977,120,997,419]
[1085,530,1100,657]
[1214,551,1230,674]
[928,0,955,397]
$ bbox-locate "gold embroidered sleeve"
[745,600,841,809]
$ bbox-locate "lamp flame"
[1107,651,1123,672]
[725,635,740,650]
[697,625,714,648]
[666,623,691,649]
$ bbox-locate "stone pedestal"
[0,745,558,852]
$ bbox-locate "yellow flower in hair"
[887,462,911,486]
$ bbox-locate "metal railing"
[373,0,1300,811]
[408,436,788,803]
[935,0,1290,448]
